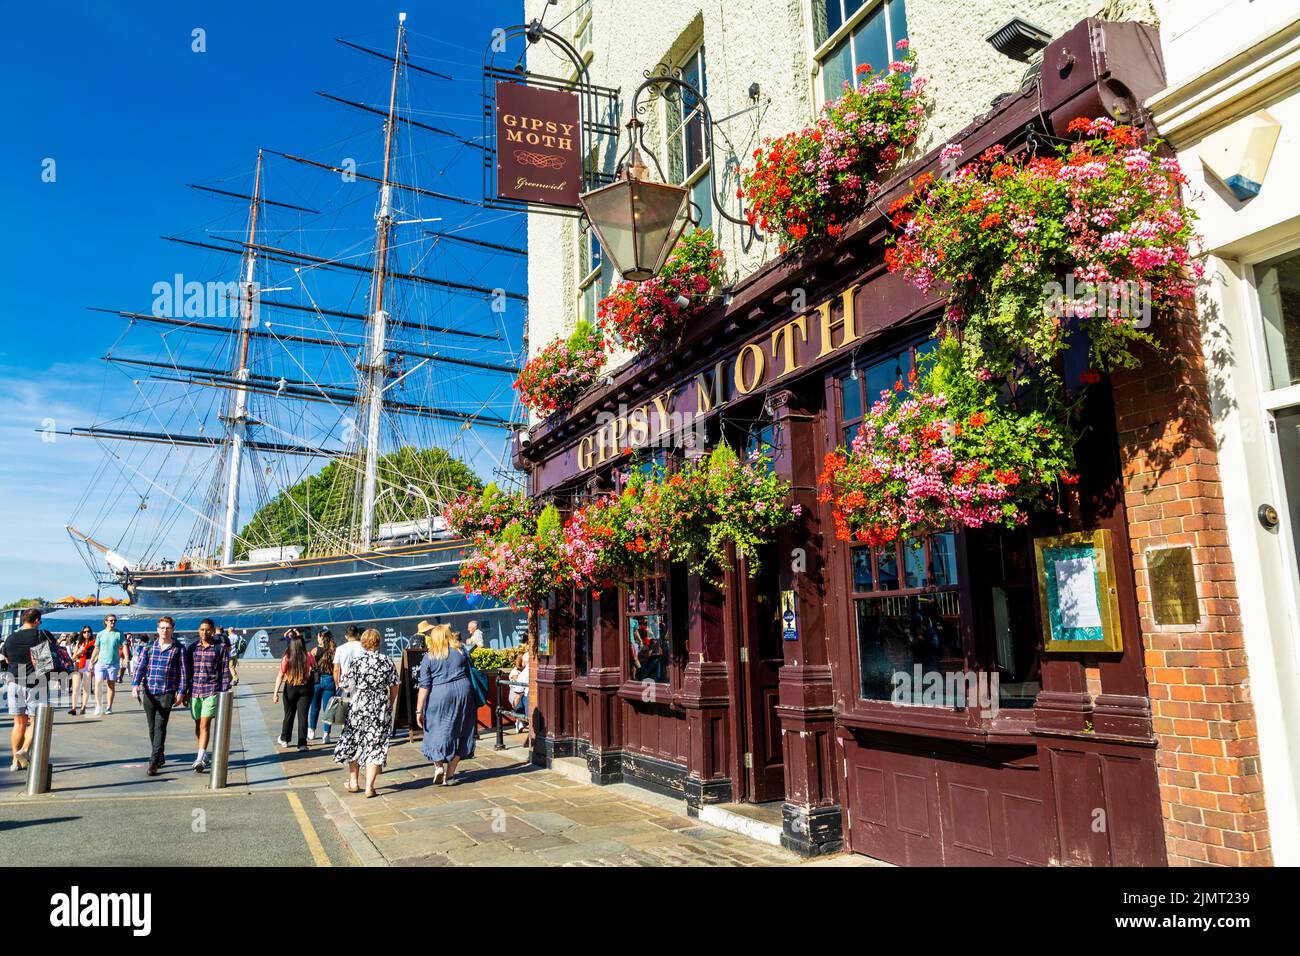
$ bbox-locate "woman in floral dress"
[332,628,399,798]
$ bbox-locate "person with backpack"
[307,629,337,744]
[0,607,68,771]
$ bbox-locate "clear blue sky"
[0,0,531,602]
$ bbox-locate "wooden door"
[739,546,786,803]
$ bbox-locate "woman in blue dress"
[415,622,476,786]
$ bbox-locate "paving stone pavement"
[241,662,871,867]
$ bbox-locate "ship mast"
[219,149,263,566]
[358,12,406,550]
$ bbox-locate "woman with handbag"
[332,628,399,798]
[272,629,315,751]
[415,622,476,786]
[68,627,95,715]
[308,629,337,744]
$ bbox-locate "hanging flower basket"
[740,42,927,249]
[514,320,606,415]
[818,338,1076,546]
[597,228,726,354]
[455,505,567,609]
[886,118,1202,382]
[560,479,669,591]
[442,483,535,539]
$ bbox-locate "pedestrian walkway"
[239,663,870,867]
[2,663,869,866]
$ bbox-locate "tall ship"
[44,14,529,654]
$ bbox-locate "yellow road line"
[286,790,332,867]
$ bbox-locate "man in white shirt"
[464,620,484,650]
[333,625,364,689]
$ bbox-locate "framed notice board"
[1033,529,1123,653]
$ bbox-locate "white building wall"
[1148,0,1300,863]
[523,0,1150,369]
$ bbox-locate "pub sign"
[494,81,581,208]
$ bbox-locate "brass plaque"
[1148,546,1200,625]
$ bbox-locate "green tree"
[2,597,48,610]
[236,446,482,557]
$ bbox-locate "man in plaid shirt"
[131,617,190,776]
[185,618,230,773]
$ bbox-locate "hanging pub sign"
[494,81,581,208]
[1033,529,1124,653]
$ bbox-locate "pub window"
[837,337,935,446]
[853,533,966,704]
[627,564,671,684]
[664,43,712,233]
[811,0,908,105]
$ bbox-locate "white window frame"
[1241,232,1300,665]
[662,42,711,230]
[807,0,906,109]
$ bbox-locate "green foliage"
[2,597,48,610]
[469,647,516,671]
[237,446,482,557]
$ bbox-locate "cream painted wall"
[1149,0,1300,864]
[523,0,1150,369]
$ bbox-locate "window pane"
[820,35,853,101]
[852,5,888,77]
[903,537,926,588]
[931,531,958,586]
[876,546,898,590]
[690,173,713,232]
[840,373,862,422]
[629,613,669,683]
[667,122,685,184]
[888,0,908,51]
[856,592,965,702]
[813,0,842,47]
[1257,249,1300,389]
[852,546,873,591]
[865,355,902,408]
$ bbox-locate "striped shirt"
[132,640,189,697]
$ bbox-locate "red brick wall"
[1111,305,1272,866]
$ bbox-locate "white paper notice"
[1054,556,1103,630]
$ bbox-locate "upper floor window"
[811,0,908,104]
[665,44,712,233]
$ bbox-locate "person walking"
[185,618,230,772]
[92,613,128,715]
[226,629,246,686]
[1,608,67,771]
[332,628,398,798]
[131,617,189,776]
[272,629,315,751]
[68,626,95,715]
[332,625,364,688]
[414,622,476,786]
[307,629,337,744]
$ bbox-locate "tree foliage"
[237,446,482,557]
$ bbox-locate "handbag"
[323,693,350,727]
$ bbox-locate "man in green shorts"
[184,619,231,773]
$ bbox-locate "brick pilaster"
[1111,305,1272,866]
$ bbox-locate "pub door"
[738,545,786,803]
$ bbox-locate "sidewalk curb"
[314,784,388,867]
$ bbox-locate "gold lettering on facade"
[628,405,650,445]
[815,284,862,359]
[734,343,767,395]
[578,434,595,471]
[695,361,727,414]
[650,389,674,437]
[771,316,808,378]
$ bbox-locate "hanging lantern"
[579,120,690,282]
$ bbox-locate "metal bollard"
[209,690,234,790]
[26,703,54,795]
